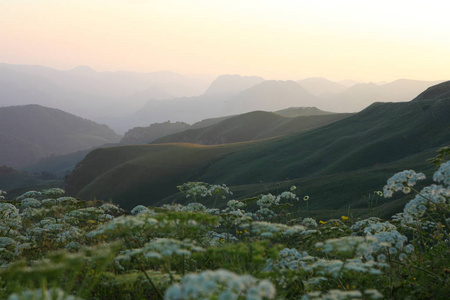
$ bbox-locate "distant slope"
[121,121,191,144]
[65,81,450,210]
[153,111,352,145]
[132,74,266,125]
[274,107,334,118]
[322,79,444,112]
[0,105,121,168]
[221,80,321,115]
[203,74,264,97]
[297,77,347,96]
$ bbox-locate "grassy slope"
[154,111,352,144]
[66,90,450,210]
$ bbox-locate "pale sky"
[1,0,449,82]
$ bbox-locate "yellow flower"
[319,220,327,225]
[341,216,349,221]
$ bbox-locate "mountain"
[203,74,264,97]
[65,81,450,210]
[153,111,352,145]
[221,80,322,115]
[0,63,210,132]
[120,121,191,144]
[322,79,444,112]
[297,77,347,96]
[0,105,121,168]
[131,74,266,126]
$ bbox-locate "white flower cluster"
[0,203,22,232]
[392,184,449,227]
[0,189,6,200]
[41,188,65,199]
[164,269,275,300]
[87,214,158,238]
[244,221,305,238]
[178,182,233,201]
[383,170,426,197]
[227,200,246,210]
[302,218,318,228]
[264,248,313,271]
[278,191,299,201]
[256,194,280,208]
[117,238,203,261]
[16,191,41,201]
[302,289,383,300]
[131,205,151,215]
[8,288,83,300]
[316,236,385,258]
[433,160,450,186]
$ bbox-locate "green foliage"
[0,156,449,299]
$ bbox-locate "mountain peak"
[204,74,264,96]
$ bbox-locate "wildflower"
[341,216,349,221]
[303,195,310,201]
[374,191,383,197]
[164,269,276,300]
[433,160,450,186]
[7,288,83,300]
[319,220,326,225]
[383,170,426,197]
[302,218,318,228]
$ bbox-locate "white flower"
[383,170,426,197]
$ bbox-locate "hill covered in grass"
[65,81,450,210]
[153,111,352,145]
[0,105,121,168]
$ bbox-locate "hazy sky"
[1,0,449,82]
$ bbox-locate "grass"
[65,97,450,212]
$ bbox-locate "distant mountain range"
[0,63,209,132]
[65,81,450,211]
[0,105,121,168]
[0,63,443,133]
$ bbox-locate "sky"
[1,0,449,82]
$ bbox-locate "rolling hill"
[0,105,121,168]
[120,121,191,144]
[153,111,352,145]
[65,81,450,211]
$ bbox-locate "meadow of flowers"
[0,154,449,299]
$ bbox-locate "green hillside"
[153,111,352,145]
[66,82,450,210]
[0,105,122,168]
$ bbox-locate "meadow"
[0,148,449,299]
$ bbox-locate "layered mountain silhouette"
[0,105,121,168]
[0,63,443,133]
[0,63,208,132]
[65,81,450,210]
[297,77,347,96]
